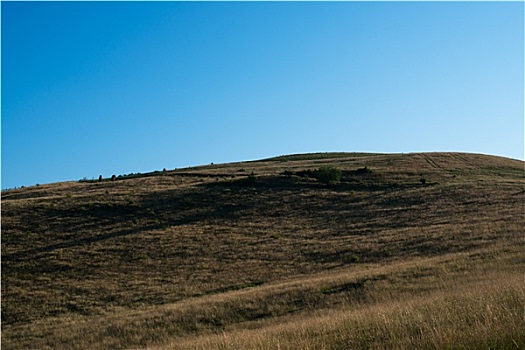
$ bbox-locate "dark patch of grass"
[206,281,265,295]
[354,166,373,174]
[321,279,367,295]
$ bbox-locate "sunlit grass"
[165,272,524,350]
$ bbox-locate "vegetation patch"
[312,166,342,185]
[321,279,368,294]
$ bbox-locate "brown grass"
[2,152,524,349]
[167,272,524,350]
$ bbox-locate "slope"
[2,152,524,349]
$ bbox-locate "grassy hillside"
[2,152,524,349]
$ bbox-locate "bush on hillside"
[356,166,373,174]
[313,166,342,185]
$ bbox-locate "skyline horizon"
[2,149,522,189]
[2,1,523,189]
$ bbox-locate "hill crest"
[2,151,523,192]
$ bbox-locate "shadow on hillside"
[3,173,423,262]
[2,225,158,261]
[205,171,416,192]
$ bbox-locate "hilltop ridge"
[3,151,523,191]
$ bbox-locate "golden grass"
[4,246,523,350]
[168,274,524,350]
[2,152,524,349]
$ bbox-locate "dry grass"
[169,274,525,350]
[2,152,524,349]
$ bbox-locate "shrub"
[356,166,373,174]
[313,166,342,185]
[343,253,360,263]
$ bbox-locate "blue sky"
[2,1,524,189]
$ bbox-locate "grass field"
[2,152,524,349]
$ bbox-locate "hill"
[2,152,524,349]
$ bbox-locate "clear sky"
[2,1,524,189]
